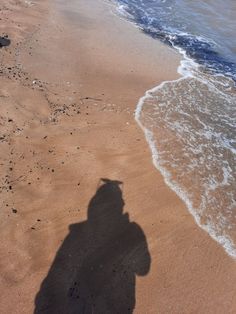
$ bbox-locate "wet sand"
[0,0,236,313]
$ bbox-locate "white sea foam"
[134,57,236,258]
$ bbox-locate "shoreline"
[135,70,236,259]
[1,0,236,313]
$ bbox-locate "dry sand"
[0,0,236,313]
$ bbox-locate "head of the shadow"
[0,36,11,48]
[88,178,125,226]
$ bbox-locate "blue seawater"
[115,0,236,81]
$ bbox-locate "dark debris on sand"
[0,35,10,48]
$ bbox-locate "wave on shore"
[112,0,236,258]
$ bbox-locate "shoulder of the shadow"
[122,213,148,241]
[68,221,87,233]
[52,221,88,256]
[129,221,148,241]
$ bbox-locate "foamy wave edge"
[134,57,236,259]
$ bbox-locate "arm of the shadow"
[132,223,151,276]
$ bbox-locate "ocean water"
[112,0,236,257]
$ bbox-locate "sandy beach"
[1,0,236,313]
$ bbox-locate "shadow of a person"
[34,179,151,313]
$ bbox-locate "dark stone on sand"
[0,36,11,48]
[12,208,17,214]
